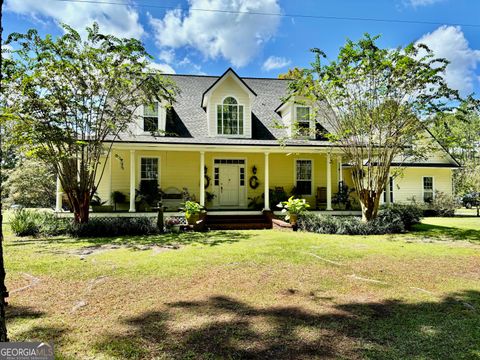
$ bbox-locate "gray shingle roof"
[115,73,333,147]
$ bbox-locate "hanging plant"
[204,166,210,188]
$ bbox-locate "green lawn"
[4,217,480,359]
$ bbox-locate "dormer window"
[143,103,159,132]
[217,97,244,136]
[295,105,312,138]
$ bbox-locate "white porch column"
[199,151,205,206]
[55,176,62,212]
[338,155,343,184]
[264,152,270,211]
[129,149,136,212]
[106,154,113,205]
[326,153,332,210]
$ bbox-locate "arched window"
[217,96,244,135]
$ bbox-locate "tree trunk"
[359,189,380,222]
[0,212,7,341]
[69,191,91,224]
[0,0,9,342]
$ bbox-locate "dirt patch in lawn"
[48,243,182,259]
[6,260,480,359]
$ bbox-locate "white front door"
[219,165,240,206]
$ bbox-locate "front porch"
[55,145,357,214]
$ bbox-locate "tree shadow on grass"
[94,290,480,359]
[7,230,252,249]
[412,223,480,243]
[6,305,45,320]
[6,309,69,359]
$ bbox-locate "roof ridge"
[165,73,289,81]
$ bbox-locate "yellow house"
[55,68,459,215]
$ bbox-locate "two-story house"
[55,68,460,214]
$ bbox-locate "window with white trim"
[383,176,394,203]
[295,106,312,138]
[140,158,158,180]
[143,103,159,132]
[423,177,434,203]
[295,160,312,195]
[217,97,244,135]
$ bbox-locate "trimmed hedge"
[10,209,159,238]
[67,217,158,237]
[297,204,423,235]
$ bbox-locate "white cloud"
[5,0,144,39]
[159,49,175,64]
[416,26,480,95]
[405,0,444,7]
[262,56,291,71]
[148,62,176,74]
[177,56,206,75]
[2,44,13,59]
[149,0,281,67]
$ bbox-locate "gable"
[201,68,256,108]
[209,76,251,107]
[392,128,461,167]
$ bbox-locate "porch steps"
[205,214,272,230]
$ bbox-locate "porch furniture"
[162,187,183,211]
[271,186,287,210]
[316,187,327,209]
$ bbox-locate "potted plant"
[90,194,114,212]
[278,196,310,225]
[135,180,163,212]
[165,217,182,233]
[332,183,355,210]
[182,200,205,225]
[205,191,216,207]
[111,191,126,211]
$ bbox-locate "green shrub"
[67,217,158,237]
[10,209,41,236]
[38,212,69,236]
[11,210,157,238]
[297,209,410,235]
[10,209,67,237]
[427,191,457,217]
[378,203,423,230]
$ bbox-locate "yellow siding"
[96,149,452,209]
[96,150,344,209]
[94,155,111,204]
[393,167,453,203]
[341,167,453,205]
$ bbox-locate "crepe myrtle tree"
[5,23,177,223]
[287,34,459,221]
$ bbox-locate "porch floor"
[55,210,362,218]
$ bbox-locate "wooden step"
[205,214,272,230]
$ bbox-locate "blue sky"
[4,0,480,95]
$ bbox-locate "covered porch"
[55,144,352,213]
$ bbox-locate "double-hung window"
[143,103,159,132]
[141,158,159,181]
[295,160,312,195]
[296,106,311,138]
[423,177,434,203]
[217,97,244,135]
[383,176,394,203]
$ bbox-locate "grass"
[4,217,480,359]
